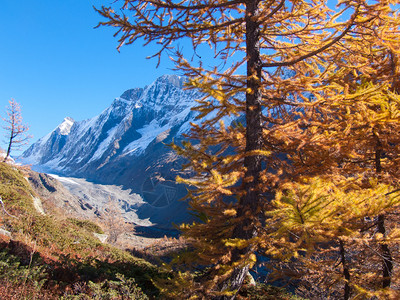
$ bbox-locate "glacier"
[19,75,204,227]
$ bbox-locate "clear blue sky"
[0,0,176,151]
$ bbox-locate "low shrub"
[67,218,104,234]
[63,273,148,300]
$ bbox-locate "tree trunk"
[217,0,263,298]
[374,138,393,288]
[377,214,393,288]
[339,239,351,300]
[3,135,13,162]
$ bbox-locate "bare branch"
[0,196,17,219]
[262,22,354,68]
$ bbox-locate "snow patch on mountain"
[58,117,74,135]
[48,174,152,226]
[88,124,120,163]
[124,119,169,155]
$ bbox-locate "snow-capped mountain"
[22,117,74,167]
[20,75,200,212]
[20,74,244,229]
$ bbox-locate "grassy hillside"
[0,162,298,299]
[0,162,160,299]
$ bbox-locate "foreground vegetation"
[0,162,159,299]
[0,162,297,299]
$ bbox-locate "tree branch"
[0,196,17,219]
[137,0,244,10]
[262,22,354,68]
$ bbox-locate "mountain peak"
[119,88,144,102]
[57,117,74,135]
[156,74,185,88]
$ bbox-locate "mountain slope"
[0,162,292,300]
[22,75,197,173]
[0,161,161,299]
[20,75,200,227]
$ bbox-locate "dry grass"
[128,235,189,265]
[0,281,57,300]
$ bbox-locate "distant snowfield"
[48,174,152,227]
[49,174,79,185]
[123,119,170,155]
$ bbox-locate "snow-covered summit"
[19,117,76,167]
[57,117,74,135]
[146,74,185,89]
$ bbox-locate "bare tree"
[102,200,133,245]
[2,99,31,162]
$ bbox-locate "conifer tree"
[326,21,400,290]
[268,175,400,299]
[264,15,400,296]
[302,83,400,291]
[97,0,400,298]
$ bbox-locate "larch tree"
[268,175,400,299]
[325,17,400,291]
[264,11,400,297]
[97,0,400,298]
[2,99,31,162]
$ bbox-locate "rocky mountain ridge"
[20,75,201,227]
[21,75,198,178]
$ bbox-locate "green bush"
[0,249,47,291]
[67,218,104,234]
[63,273,149,300]
[239,283,303,300]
